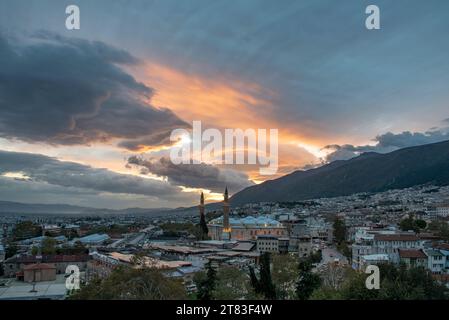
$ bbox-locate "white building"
[208,216,287,241]
[257,235,279,253]
[435,204,449,217]
[373,234,422,264]
[0,243,5,263]
[352,244,374,270]
[360,254,389,270]
[424,249,447,274]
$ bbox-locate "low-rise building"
[435,204,449,217]
[22,263,57,283]
[360,254,389,270]
[290,236,312,258]
[3,254,90,277]
[352,244,375,270]
[373,234,422,263]
[0,244,5,263]
[257,235,279,253]
[208,216,287,241]
[424,249,446,274]
[399,249,427,268]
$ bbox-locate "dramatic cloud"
[128,156,255,193]
[0,150,195,206]
[323,127,449,162]
[0,32,188,150]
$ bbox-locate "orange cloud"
[129,62,326,181]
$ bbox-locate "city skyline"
[1,0,449,209]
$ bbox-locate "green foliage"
[415,219,427,230]
[296,260,321,300]
[427,220,449,241]
[70,266,187,300]
[41,237,57,255]
[335,263,448,300]
[333,218,347,245]
[198,214,209,240]
[160,222,201,238]
[196,261,217,300]
[309,250,323,264]
[271,253,298,299]
[249,252,277,299]
[5,243,18,259]
[31,246,39,255]
[212,266,258,300]
[337,242,352,261]
[399,215,427,233]
[53,241,88,255]
[85,224,130,236]
[12,221,42,240]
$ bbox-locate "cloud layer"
[0,32,188,150]
[323,127,449,162]
[128,156,254,194]
[0,150,196,208]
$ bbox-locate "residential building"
[424,249,446,274]
[257,235,280,253]
[435,204,449,217]
[398,249,427,268]
[22,263,57,283]
[0,243,5,263]
[3,254,90,277]
[208,216,287,241]
[373,234,422,263]
[360,254,389,270]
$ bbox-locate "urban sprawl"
[1,185,449,300]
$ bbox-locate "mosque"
[204,188,287,241]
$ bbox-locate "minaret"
[199,192,205,218]
[222,187,231,240]
[199,192,208,238]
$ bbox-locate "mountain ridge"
[230,139,449,205]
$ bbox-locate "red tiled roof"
[433,243,449,250]
[23,263,56,270]
[398,249,427,259]
[9,254,90,264]
[374,234,419,242]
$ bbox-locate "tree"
[5,243,18,259]
[31,246,39,255]
[427,220,449,241]
[318,263,350,290]
[271,253,298,299]
[213,266,258,299]
[296,260,321,300]
[415,219,427,229]
[337,263,448,300]
[249,253,277,299]
[12,221,42,240]
[399,215,427,233]
[41,237,57,255]
[199,214,209,240]
[309,250,322,264]
[70,266,186,300]
[196,261,217,300]
[333,218,347,245]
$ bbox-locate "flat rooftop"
[0,274,67,300]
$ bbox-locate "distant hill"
[0,201,169,215]
[230,140,449,205]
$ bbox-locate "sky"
[0,0,449,209]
